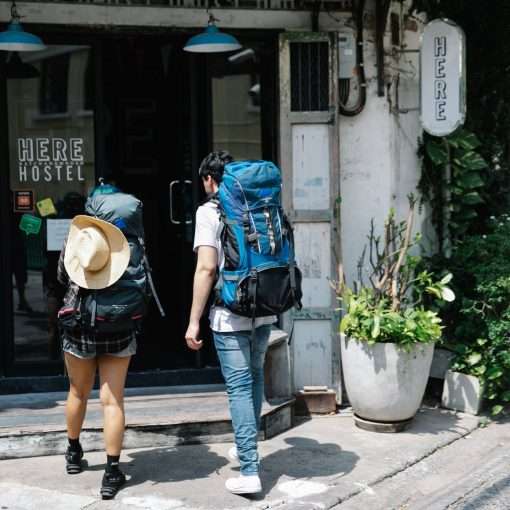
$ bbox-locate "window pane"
[7,46,95,362]
[39,53,70,115]
[212,71,262,160]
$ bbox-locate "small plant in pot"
[337,199,455,432]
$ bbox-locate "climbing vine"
[411,0,510,235]
[411,0,510,415]
[418,129,487,253]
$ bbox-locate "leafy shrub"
[337,203,454,349]
[340,287,443,349]
[440,215,510,414]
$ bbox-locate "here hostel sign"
[420,19,466,136]
[17,138,85,183]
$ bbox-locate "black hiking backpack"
[58,189,164,335]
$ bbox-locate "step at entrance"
[0,385,294,460]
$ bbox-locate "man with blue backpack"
[185,151,302,495]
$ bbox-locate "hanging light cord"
[205,0,219,25]
[11,1,20,21]
[207,13,219,25]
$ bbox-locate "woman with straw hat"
[57,184,145,500]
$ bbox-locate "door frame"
[0,51,14,378]
[278,32,342,400]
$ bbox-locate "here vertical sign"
[420,19,466,136]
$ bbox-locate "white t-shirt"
[193,201,276,333]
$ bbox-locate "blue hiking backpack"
[214,160,302,318]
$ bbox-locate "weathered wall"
[332,1,426,286]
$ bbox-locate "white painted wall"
[331,1,427,286]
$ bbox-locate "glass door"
[5,45,96,372]
[98,37,212,371]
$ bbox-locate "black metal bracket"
[375,0,391,97]
[390,48,420,114]
[390,73,420,115]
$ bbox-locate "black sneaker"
[65,446,83,474]
[100,470,126,500]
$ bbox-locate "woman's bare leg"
[64,353,97,439]
[98,355,131,455]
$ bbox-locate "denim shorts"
[62,337,137,360]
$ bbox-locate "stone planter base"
[442,370,484,415]
[354,415,413,433]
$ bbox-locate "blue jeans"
[213,324,271,476]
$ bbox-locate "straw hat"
[64,215,130,290]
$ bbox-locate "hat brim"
[64,215,130,290]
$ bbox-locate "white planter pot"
[442,370,484,415]
[341,336,434,424]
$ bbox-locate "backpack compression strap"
[137,236,166,318]
[285,216,302,311]
[248,269,258,341]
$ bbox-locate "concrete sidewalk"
[0,406,481,510]
[340,415,510,510]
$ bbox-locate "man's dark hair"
[198,150,233,184]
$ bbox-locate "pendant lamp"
[184,14,241,54]
[0,1,45,52]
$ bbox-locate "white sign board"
[47,219,72,251]
[420,19,466,136]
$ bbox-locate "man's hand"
[185,322,203,351]
[186,245,217,352]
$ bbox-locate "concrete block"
[442,370,484,415]
[430,348,455,379]
[295,389,337,415]
[263,402,294,439]
[264,328,291,401]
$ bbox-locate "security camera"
[249,83,260,96]
[228,48,255,64]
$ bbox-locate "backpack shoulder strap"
[137,236,166,318]
[201,192,225,239]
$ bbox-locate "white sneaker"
[228,446,238,462]
[225,474,262,494]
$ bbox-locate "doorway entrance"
[0,28,278,382]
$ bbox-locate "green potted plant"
[337,200,455,431]
[438,215,510,416]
